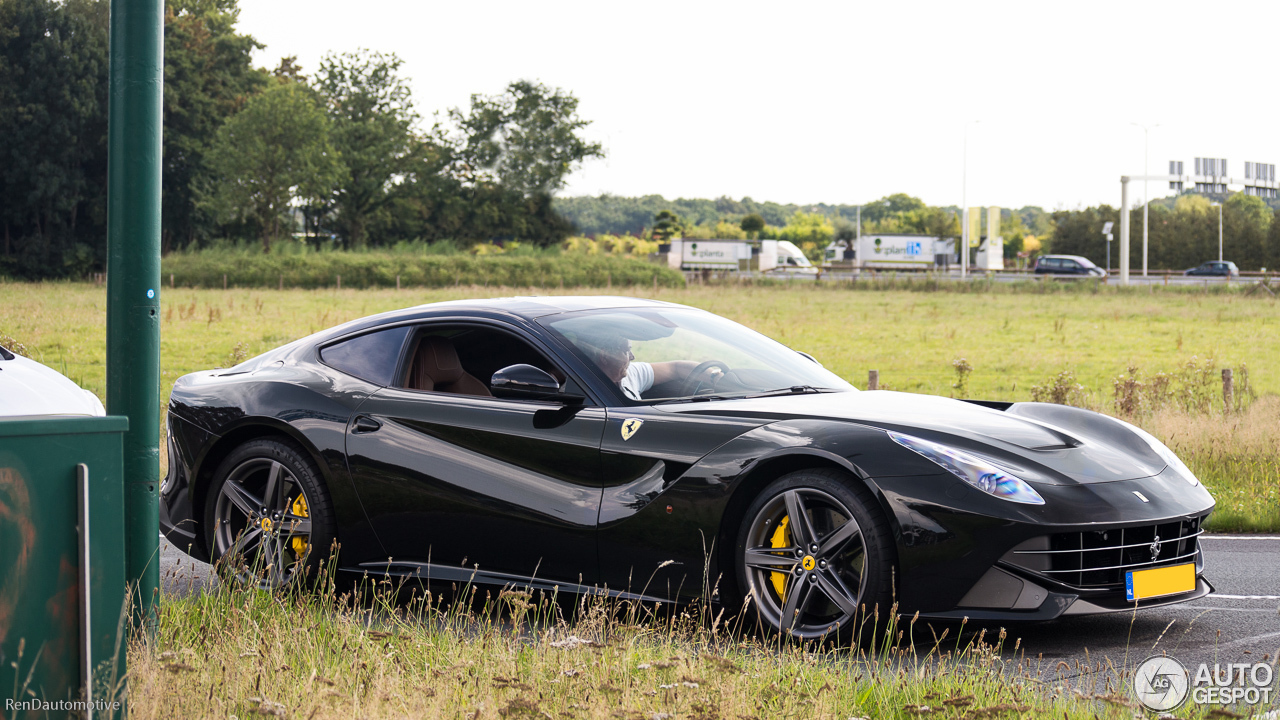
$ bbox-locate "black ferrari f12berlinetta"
[162,296,1214,641]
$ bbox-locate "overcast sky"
[237,0,1280,211]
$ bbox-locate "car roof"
[261,296,694,359]
[411,295,684,318]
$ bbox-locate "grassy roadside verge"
[130,578,1218,720]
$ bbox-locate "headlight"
[888,431,1046,505]
[1117,421,1199,486]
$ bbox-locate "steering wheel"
[681,360,731,397]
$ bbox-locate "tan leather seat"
[405,337,491,396]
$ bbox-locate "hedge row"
[158,252,686,289]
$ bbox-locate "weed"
[1030,369,1088,407]
[225,342,249,368]
[951,357,972,397]
[0,331,28,356]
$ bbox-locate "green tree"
[202,81,341,252]
[859,193,926,225]
[651,210,685,242]
[315,49,419,248]
[162,0,267,250]
[777,211,834,246]
[451,80,605,197]
[1049,206,1118,266]
[1223,193,1271,270]
[739,213,765,238]
[0,0,109,277]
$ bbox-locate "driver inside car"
[580,334,722,400]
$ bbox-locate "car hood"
[0,352,106,417]
[658,390,1169,485]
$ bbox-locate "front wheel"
[204,438,336,590]
[734,469,895,643]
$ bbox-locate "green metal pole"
[106,0,163,627]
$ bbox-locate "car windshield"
[1075,257,1099,268]
[540,307,854,403]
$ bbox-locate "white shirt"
[619,361,654,401]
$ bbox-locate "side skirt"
[345,560,673,604]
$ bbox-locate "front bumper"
[883,467,1216,619]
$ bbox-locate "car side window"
[398,324,584,400]
[1063,260,1079,270]
[319,325,412,386]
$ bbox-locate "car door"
[344,321,606,586]
[594,405,763,601]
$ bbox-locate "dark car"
[162,296,1214,641]
[1184,261,1239,277]
[1033,255,1106,277]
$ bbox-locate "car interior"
[399,325,572,398]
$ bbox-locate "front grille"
[1003,516,1205,589]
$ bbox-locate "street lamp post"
[961,120,980,279]
[1211,201,1223,261]
[1131,123,1158,276]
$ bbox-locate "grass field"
[2,280,1277,529]
[125,572,1229,720]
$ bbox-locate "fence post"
[868,369,879,391]
[337,274,341,290]
[169,273,173,288]
[396,274,401,291]
[222,273,227,290]
[1222,368,1234,412]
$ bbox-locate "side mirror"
[491,364,583,403]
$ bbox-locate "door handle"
[352,416,382,434]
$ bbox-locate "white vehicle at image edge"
[0,344,105,417]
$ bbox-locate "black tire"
[204,437,337,590]
[734,468,895,644]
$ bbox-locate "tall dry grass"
[127,567,1164,720]
[1147,397,1280,532]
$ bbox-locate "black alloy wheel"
[204,438,335,590]
[735,469,894,643]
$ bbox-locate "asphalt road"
[160,533,1280,676]
[747,269,1272,288]
[960,534,1280,686]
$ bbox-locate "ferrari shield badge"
[621,418,644,441]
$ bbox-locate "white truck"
[665,239,817,275]
[823,234,957,271]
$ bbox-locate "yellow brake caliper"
[769,515,790,601]
[290,493,309,558]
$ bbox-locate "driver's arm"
[651,360,711,386]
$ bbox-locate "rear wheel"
[735,468,894,643]
[204,438,336,590]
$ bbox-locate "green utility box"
[0,416,129,718]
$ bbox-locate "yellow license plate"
[1126,563,1196,601]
